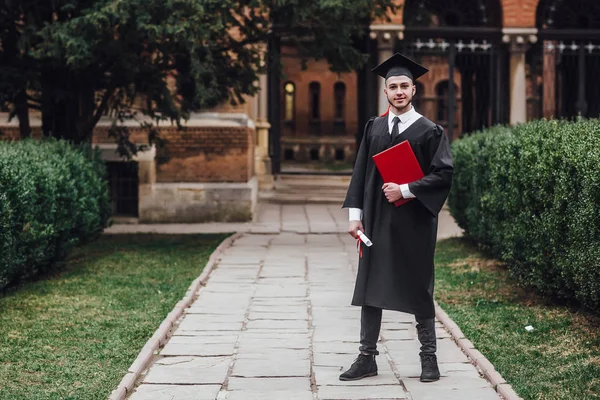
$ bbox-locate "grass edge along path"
[0,233,230,400]
[435,238,600,400]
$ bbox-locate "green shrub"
[0,139,110,289]
[448,119,600,311]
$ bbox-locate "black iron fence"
[398,37,508,140]
[528,39,600,120]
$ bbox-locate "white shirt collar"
[388,105,417,125]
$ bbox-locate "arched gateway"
[273,0,508,175]
[398,0,506,141]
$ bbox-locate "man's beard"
[388,95,412,112]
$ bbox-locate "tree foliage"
[0,0,396,149]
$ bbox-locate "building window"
[284,82,295,122]
[333,82,346,134]
[106,161,139,217]
[310,148,320,160]
[334,82,346,120]
[284,148,295,161]
[309,82,321,134]
[310,82,321,120]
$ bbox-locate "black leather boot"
[339,354,378,381]
[416,317,440,382]
[419,353,440,382]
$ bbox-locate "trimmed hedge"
[0,139,110,289]
[449,119,600,312]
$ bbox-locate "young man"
[340,53,453,383]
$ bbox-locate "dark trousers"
[359,305,436,356]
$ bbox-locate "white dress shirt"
[349,106,422,221]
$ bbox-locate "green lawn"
[435,238,600,400]
[0,234,229,400]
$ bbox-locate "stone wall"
[139,179,257,223]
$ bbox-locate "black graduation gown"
[342,115,453,318]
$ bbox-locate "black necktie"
[391,116,400,141]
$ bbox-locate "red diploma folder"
[372,140,424,207]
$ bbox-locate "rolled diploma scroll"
[357,230,373,247]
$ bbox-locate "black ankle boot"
[416,317,440,382]
[339,354,378,381]
[420,353,440,382]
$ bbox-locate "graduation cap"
[372,53,429,82]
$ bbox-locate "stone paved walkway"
[105,203,463,238]
[124,206,501,400]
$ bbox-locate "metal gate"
[531,0,600,119]
[398,36,507,141]
[106,161,139,217]
[528,39,600,120]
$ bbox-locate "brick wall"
[373,0,540,28]
[281,49,359,139]
[0,127,42,140]
[1,125,149,143]
[91,125,151,144]
[2,123,255,184]
[154,126,254,183]
[502,0,539,27]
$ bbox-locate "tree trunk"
[41,69,96,144]
[14,89,31,138]
[76,83,99,143]
[42,96,79,142]
[4,21,31,139]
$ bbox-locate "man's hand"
[382,183,403,203]
[348,220,364,239]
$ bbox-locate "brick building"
[276,0,600,171]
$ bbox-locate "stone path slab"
[127,232,500,400]
[128,384,222,400]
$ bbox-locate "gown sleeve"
[342,117,375,209]
[408,124,454,216]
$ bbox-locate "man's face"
[384,75,415,110]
